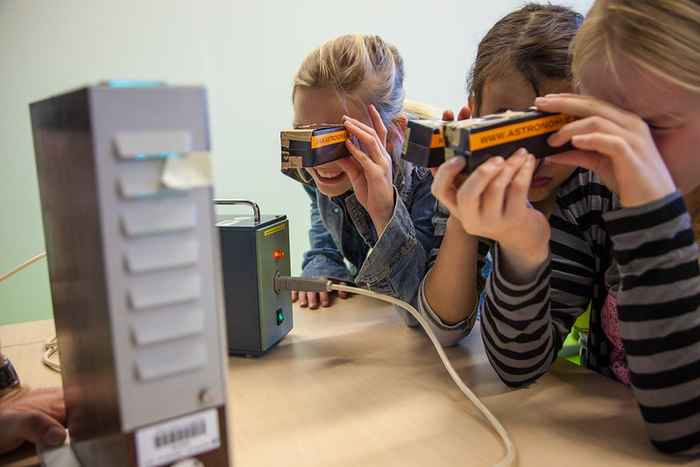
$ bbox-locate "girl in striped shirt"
[430,0,700,456]
[420,3,589,346]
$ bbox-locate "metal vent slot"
[115,130,192,160]
[128,270,201,310]
[125,236,199,274]
[121,198,196,237]
[134,337,206,381]
[130,306,204,346]
[118,159,166,198]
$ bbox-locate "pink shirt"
[601,293,631,386]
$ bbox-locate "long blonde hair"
[293,34,405,129]
[571,0,700,94]
[572,0,700,238]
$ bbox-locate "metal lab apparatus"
[31,83,231,467]
[216,200,293,356]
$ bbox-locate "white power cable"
[331,283,516,467]
[42,336,61,373]
[0,252,47,283]
[0,252,61,373]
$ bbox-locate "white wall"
[0,0,592,324]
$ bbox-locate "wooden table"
[1,296,696,467]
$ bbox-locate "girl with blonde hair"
[290,34,436,317]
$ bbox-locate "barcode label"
[136,409,220,467]
[154,420,206,448]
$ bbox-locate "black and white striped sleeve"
[604,192,700,456]
[479,171,607,387]
[480,236,594,387]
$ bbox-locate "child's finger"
[505,154,537,216]
[319,291,331,307]
[571,133,673,206]
[554,134,626,184]
[442,110,455,121]
[571,132,631,161]
[455,157,506,216]
[344,115,382,144]
[299,292,308,308]
[291,290,298,302]
[548,115,625,148]
[457,105,472,121]
[11,410,67,449]
[307,292,319,309]
[344,139,378,174]
[338,282,350,299]
[535,94,638,131]
[344,120,387,168]
[456,157,506,201]
[569,133,629,182]
[543,92,578,98]
[431,157,466,213]
[548,149,606,171]
[336,156,364,182]
[367,104,388,147]
[481,150,527,216]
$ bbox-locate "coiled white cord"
[0,252,62,373]
[0,252,46,283]
[42,336,61,373]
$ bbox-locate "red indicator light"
[273,250,285,260]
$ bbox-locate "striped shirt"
[419,169,700,455]
[419,168,614,366]
[481,169,616,383]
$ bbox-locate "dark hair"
[467,3,583,115]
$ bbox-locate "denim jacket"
[301,159,437,316]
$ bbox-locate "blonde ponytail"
[572,0,700,94]
[572,0,700,242]
[402,99,443,120]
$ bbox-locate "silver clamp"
[214,199,261,224]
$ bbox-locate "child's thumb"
[15,411,67,448]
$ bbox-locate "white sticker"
[136,409,220,467]
[161,151,213,190]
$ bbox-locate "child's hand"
[432,149,550,281]
[441,105,472,123]
[433,105,472,177]
[0,387,66,454]
[291,287,350,310]
[337,105,395,235]
[537,94,676,208]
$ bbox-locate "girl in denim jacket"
[290,34,436,316]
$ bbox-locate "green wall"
[0,0,593,327]
[0,261,53,325]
